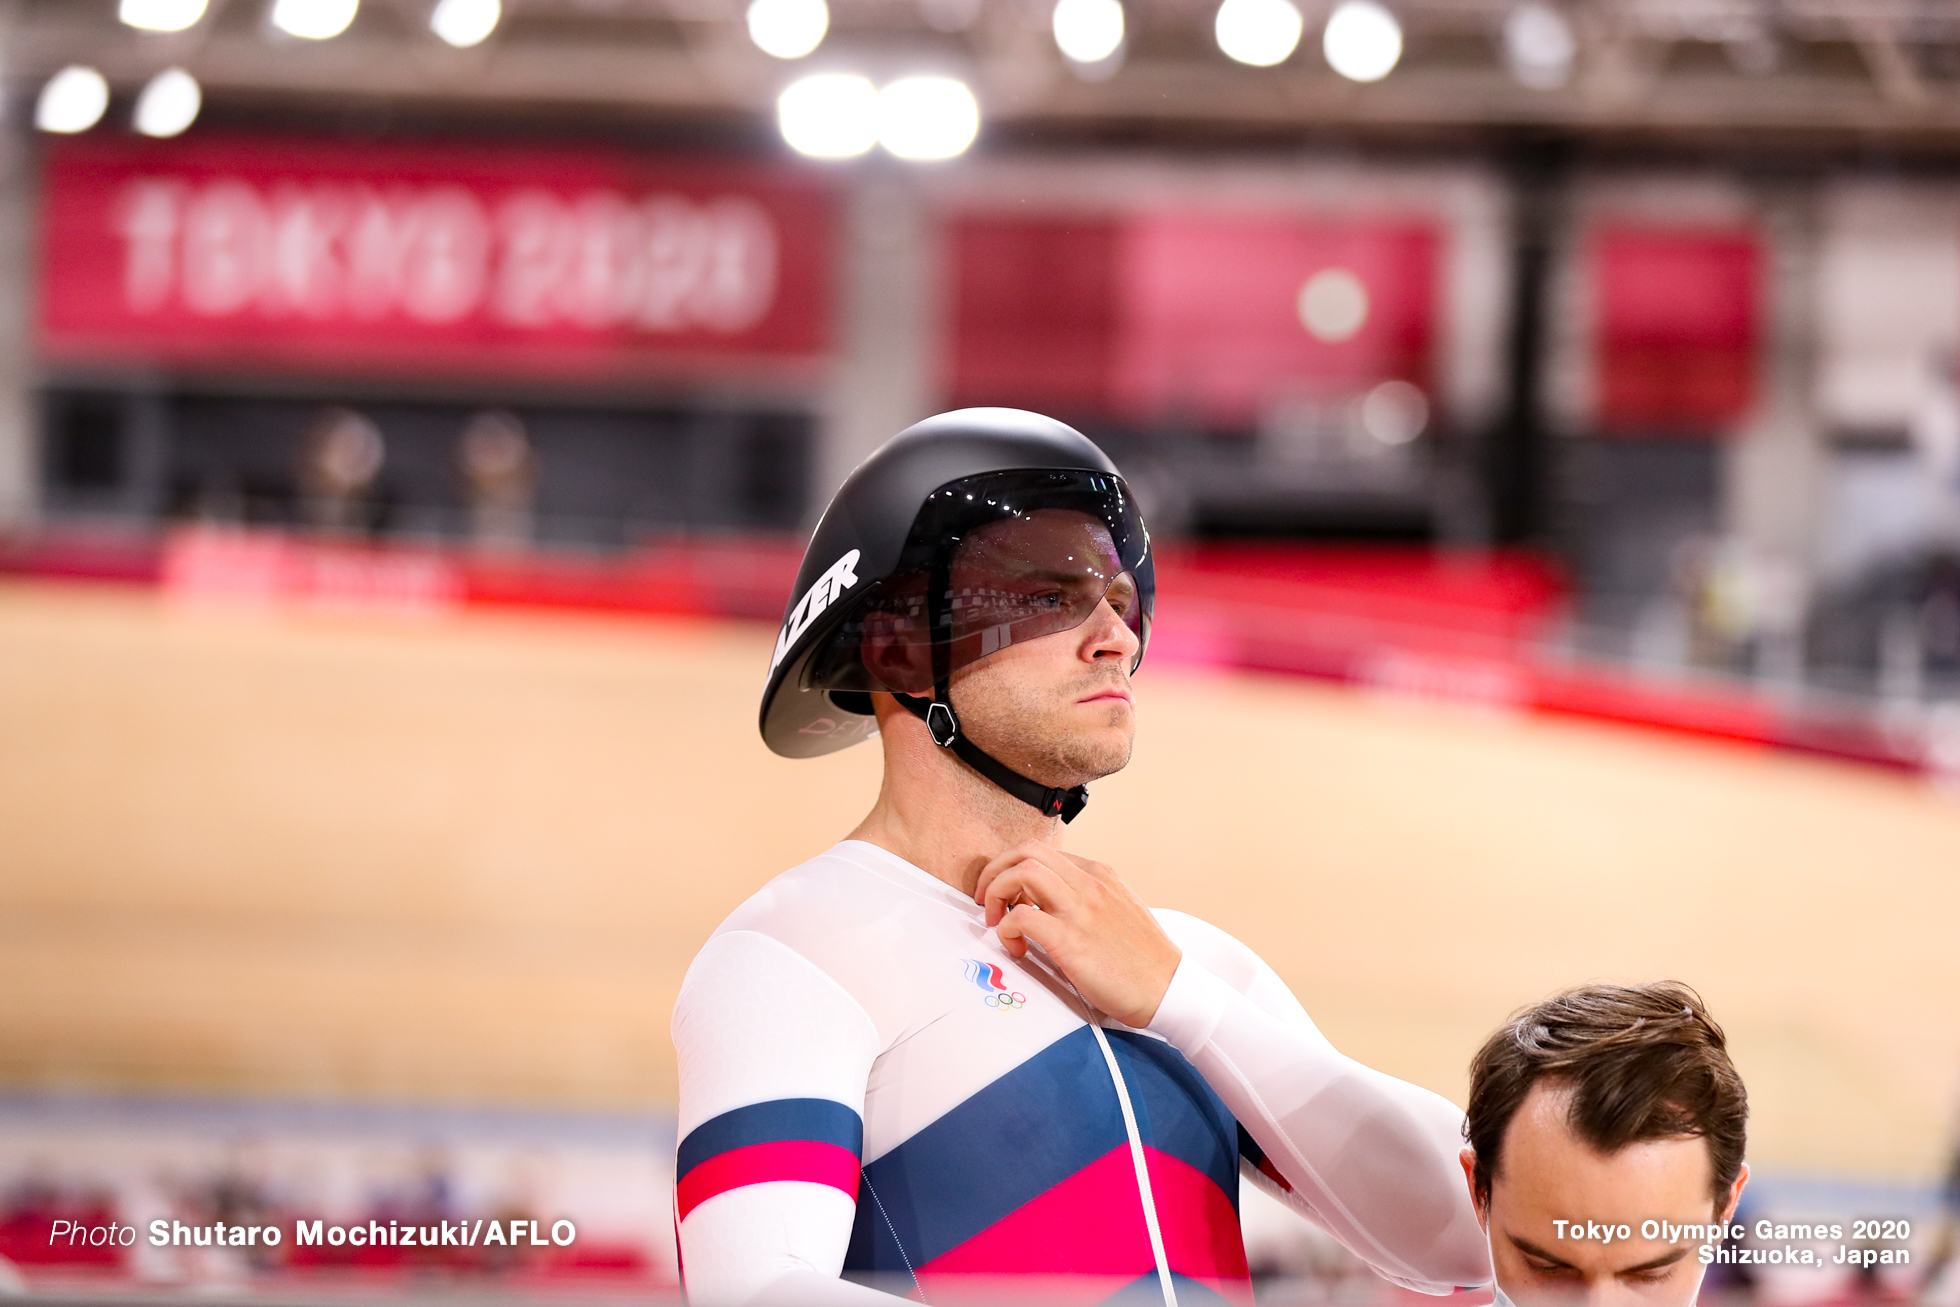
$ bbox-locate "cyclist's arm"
[1148,911,1493,1296]
[672,929,899,1306]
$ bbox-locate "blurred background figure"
[297,406,385,536]
[458,410,537,551]
[1925,1089,1960,1307]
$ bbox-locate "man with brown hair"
[1461,982,1749,1307]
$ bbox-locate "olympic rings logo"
[985,991,1027,1010]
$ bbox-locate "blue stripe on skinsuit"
[677,1098,864,1183]
[845,1026,1129,1272]
[1097,1272,1239,1306]
[1105,1030,1241,1208]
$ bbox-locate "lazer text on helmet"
[771,549,861,674]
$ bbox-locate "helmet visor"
[810,468,1152,697]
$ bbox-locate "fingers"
[972,841,1058,904]
[980,840,1091,887]
[979,861,1074,928]
[977,844,1176,1028]
[1055,851,1146,911]
[974,841,1089,919]
[1055,850,1119,888]
[994,901,1066,961]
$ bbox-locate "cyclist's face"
[942,510,1141,788]
[944,509,1141,663]
[1473,1083,1745,1307]
[858,509,1143,689]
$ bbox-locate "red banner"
[1595,226,1759,432]
[38,135,834,380]
[950,213,1438,426]
[1113,215,1436,424]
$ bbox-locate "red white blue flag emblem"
[962,959,1026,1010]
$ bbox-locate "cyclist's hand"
[974,840,1180,1028]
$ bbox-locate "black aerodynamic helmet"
[759,407,1154,821]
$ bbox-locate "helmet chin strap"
[895,692,1089,823]
[894,555,1089,824]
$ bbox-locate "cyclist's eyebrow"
[1505,1233,1576,1270]
[1620,1248,1692,1275]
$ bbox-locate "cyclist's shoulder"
[690,841,966,1015]
[712,841,902,936]
[1152,907,1269,991]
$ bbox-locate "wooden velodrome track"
[3,578,1958,1181]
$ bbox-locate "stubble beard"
[952,667,1136,789]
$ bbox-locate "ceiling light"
[877,76,979,160]
[36,67,110,135]
[748,0,828,59]
[778,73,879,158]
[1323,0,1402,81]
[1502,2,1574,89]
[1358,380,1428,445]
[1297,267,1369,342]
[1214,0,1303,67]
[270,0,360,40]
[133,67,202,137]
[120,0,209,31]
[431,0,500,47]
[1053,0,1124,65]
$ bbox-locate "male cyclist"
[673,409,1490,1306]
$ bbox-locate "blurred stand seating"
[0,1095,677,1298]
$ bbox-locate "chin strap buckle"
[898,693,1091,824]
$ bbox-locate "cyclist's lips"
[1077,687,1133,708]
